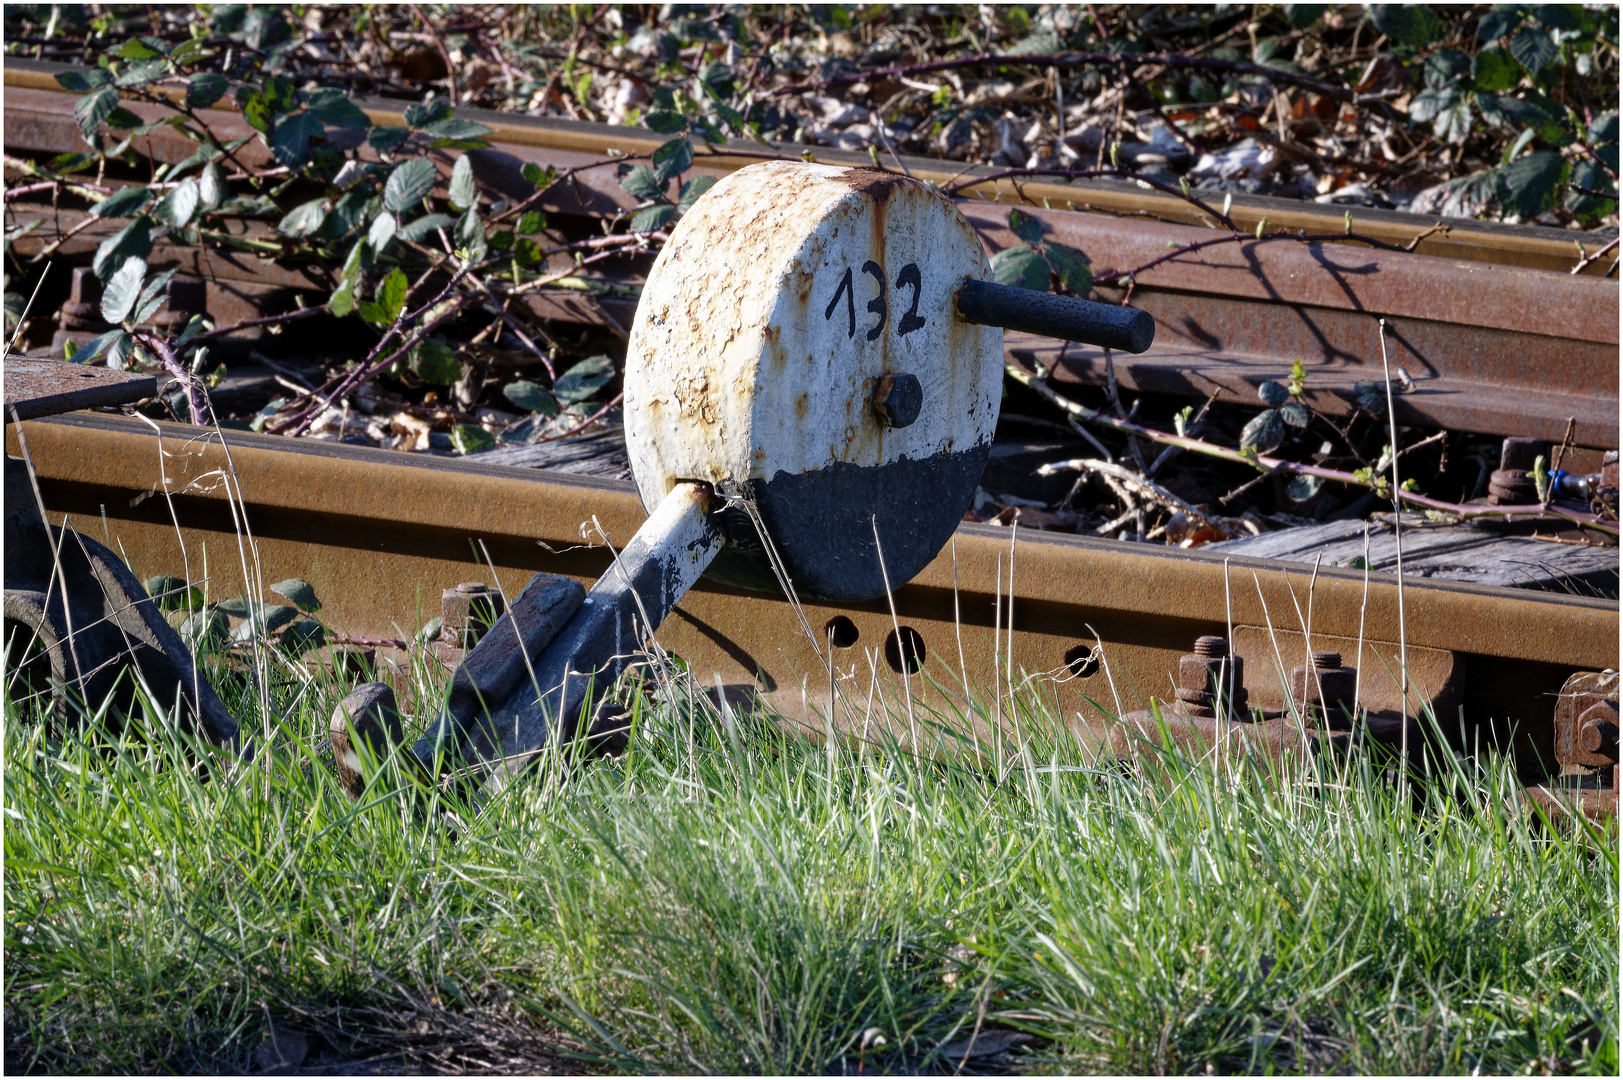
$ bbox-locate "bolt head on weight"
[625,162,1002,602]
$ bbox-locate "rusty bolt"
[329,682,401,798]
[1175,634,1247,718]
[1578,700,1619,759]
[59,267,105,331]
[440,582,505,650]
[1289,650,1358,729]
[1487,437,1545,506]
[873,373,923,429]
[151,276,207,333]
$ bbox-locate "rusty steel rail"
[4,60,1619,449]
[5,57,1611,274]
[7,413,1616,784]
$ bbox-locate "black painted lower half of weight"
[703,442,992,603]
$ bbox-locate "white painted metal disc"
[625,161,1001,601]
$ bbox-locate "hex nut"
[329,682,401,798]
[873,373,923,429]
[440,582,505,650]
[1578,700,1619,758]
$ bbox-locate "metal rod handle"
[956,279,1155,354]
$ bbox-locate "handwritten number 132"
[824,261,927,341]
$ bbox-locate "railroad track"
[5,58,1619,449]
[4,61,1618,817]
[6,412,1617,808]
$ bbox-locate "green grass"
[3,650,1617,1075]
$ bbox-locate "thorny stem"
[1006,361,1619,536]
[197,303,329,341]
[1571,235,1620,275]
[136,331,211,426]
[268,266,473,435]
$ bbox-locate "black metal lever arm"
[956,278,1155,354]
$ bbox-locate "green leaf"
[75,86,119,140]
[325,190,374,238]
[408,338,462,385]
[1042,242,1092,295]
[117,37,168,59]
[278,616,326,655]
[115,60,166,89]
[368,126,411,153]
[619,164,666,201]
[270,110,324,167]
[1565,159,1616,220]
[261,75,297,115]
[1510,26,1558,73]
[1478,8,1523,41]
[301,86,370,129]
[46,152,97,175]
[452,424,496,455]
[169,38,211,66]
[384,157,437,213]
[329,240,370,318]
[1369,4,1441,46]
[179,607,229,652]
[1590,111,1619,145]
[216,597,252,619]
[144,575,203,612]
[269,577,322,612]
[102,257,148,326]
[503,380,558,416]
[1008,207,1046,245]
[1496,149,1570,218]
[416,616,443,645]
[398,212,456,242]
[677,175,717,213]
[1409,86,1453,124]
[93,215,155,280]
[91,186,154,219]
[56,69,112,92]
[1283,5,1327,29]
[277,198,329,237]
[629,204,678,232]
[366,211,397,252]
[422,118,493,141]
[1353,380,1388,415]
[520,161,556,187]
[645,109,687,134]
[1278,401,1311,427]
[552,355,615,404]
[1433,100,1474,145]
[1424,49,1472,89]
[989,246,1050,291]
[74,329,126,363]
[132,267,178,327]
[1240,409,1285,452]
[104,107,145,131]
[514,238,544,268]
[231,603,298,643]
[1257,380,1291,407]
[651,137,694,183]
[152,178,200,230]
[1473,46,1521,91]
[1285,474,1322,501]
[197,163,225,209]
[516,210,546,235]
[359,267,409,328]
[448,155,477,212]
[404,101,453,129]
[454,206,488,261]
